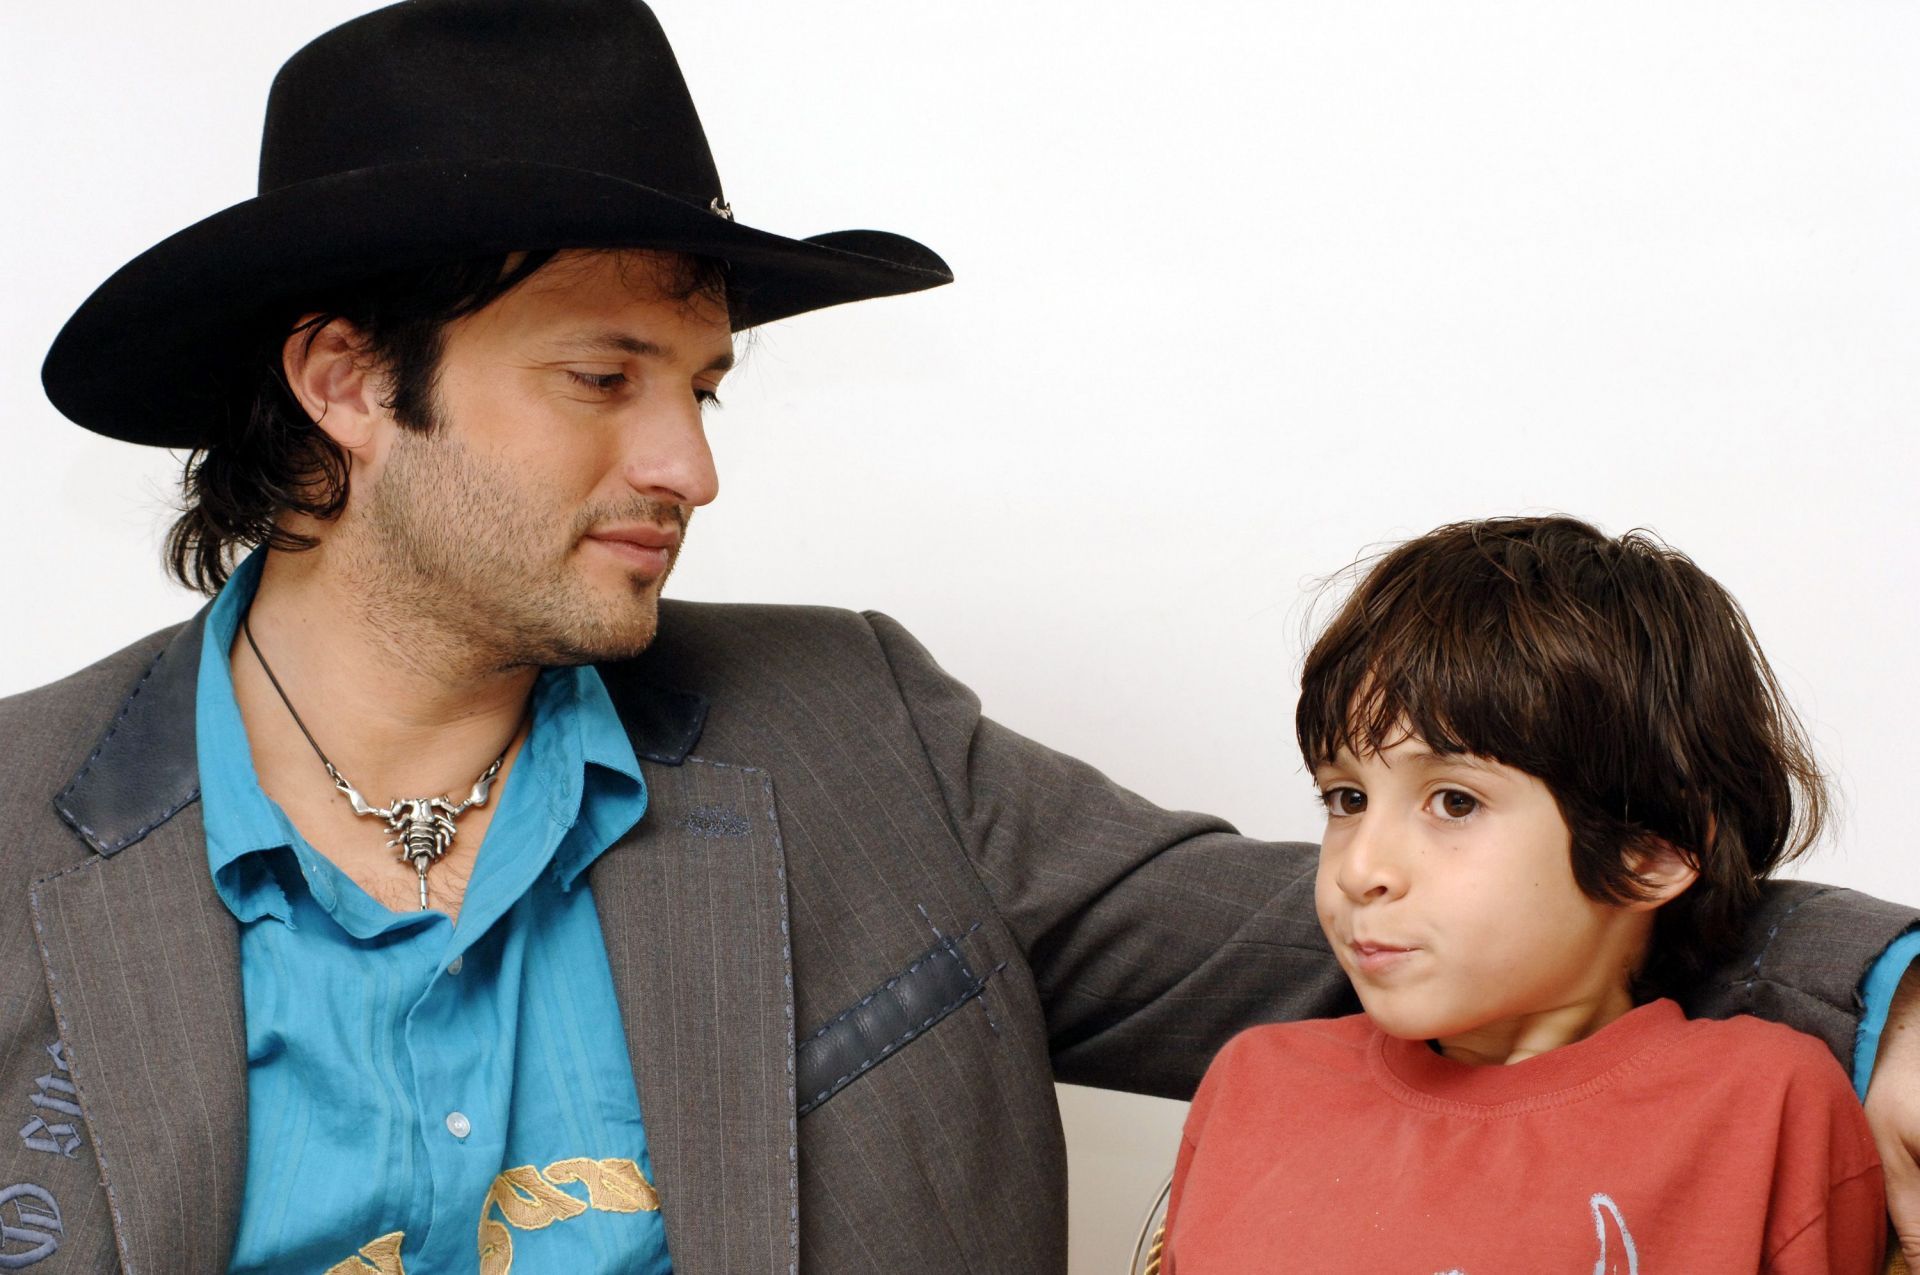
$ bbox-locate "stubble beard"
[349,425,685,675]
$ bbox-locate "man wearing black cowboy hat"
[3,1,1917,1272]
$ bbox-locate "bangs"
[1294,520,1619,779]
[1295,575,1554,773]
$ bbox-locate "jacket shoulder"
[632,598,905,690]
[614,599,953,771]
[652,597,886,649]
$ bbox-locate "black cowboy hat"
[41,0,952,448]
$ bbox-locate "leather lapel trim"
[30,804,247,1274]
[592,661,709,765]
[591,757,796,1275]
[55,611,206,857]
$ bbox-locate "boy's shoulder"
[1664,1005,1852,1078]
[1659,1008,1882,1212]
[1227,1009,1374,1050]
[1204,1012,1377,1084]
[1186,1014,1377,1136]
[1610,1004,1874,1175]
[1659,1006,1863,1110]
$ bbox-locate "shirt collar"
[197,549,298,923]
[523,653,648,891]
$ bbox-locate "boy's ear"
[1624,837,1700,909]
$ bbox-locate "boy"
[1161,516,1885,1273]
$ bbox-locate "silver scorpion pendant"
[331,759,505,909]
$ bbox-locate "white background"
[6,4,1918,1269]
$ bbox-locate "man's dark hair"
[1294,515,1826,995]
[166,250,727,594]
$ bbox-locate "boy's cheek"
[1312,872,1346,948]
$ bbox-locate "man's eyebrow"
[547,330,735,372]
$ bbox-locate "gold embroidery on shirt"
[544,1158,661,1212]
[335,1158,660,1274]
[486,1165,591,1229]
[323,1231,407,1275]
[477,1217,513,1275]
[471,1157,660,1273]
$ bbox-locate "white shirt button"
[446,1111,471,1139]
[447,956,464,976]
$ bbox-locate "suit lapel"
[591,756,797,1275]
[31,804,248,1275]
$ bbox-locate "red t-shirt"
[1164,1000,1884,1274]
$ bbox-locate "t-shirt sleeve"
[1160,1031,1246,1275]
[1159,1129,1200,1275]
[1762,1165,1885,1274]
[1760,1033,1887,1274]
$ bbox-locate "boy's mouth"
[1347,940,1419,975]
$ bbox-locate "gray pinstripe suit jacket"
[2,600,1915,1273]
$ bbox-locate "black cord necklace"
[241,613,514,910]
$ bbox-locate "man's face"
[1310,732,1654,1058]
[346,249,732,669]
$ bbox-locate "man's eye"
[1319,787,1366,817]
[1428,790,1478,820]
[567,370,628,392]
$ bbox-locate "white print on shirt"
[1590,1193,1640,1273]
[1430,1192,1639,1275]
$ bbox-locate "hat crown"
[259,0,723,207]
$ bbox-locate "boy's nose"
[1335,816,1410,903]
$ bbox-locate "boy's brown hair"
[1295,515,1826,993]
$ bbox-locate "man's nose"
[1334,813,1410,903]
[621,393,720,510]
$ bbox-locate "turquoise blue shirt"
[199,551,672,1275]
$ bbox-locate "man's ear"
[1625,837,1700,909]
[281,316,384,453]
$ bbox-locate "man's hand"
[1867,959,1920,1271]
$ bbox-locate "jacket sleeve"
[1684,884,1920,1071]
[863,611,1354,1098]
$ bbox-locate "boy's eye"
[1428,789,1478,820]
[1320,787,1366,817]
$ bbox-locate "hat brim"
[42,159,952,447]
